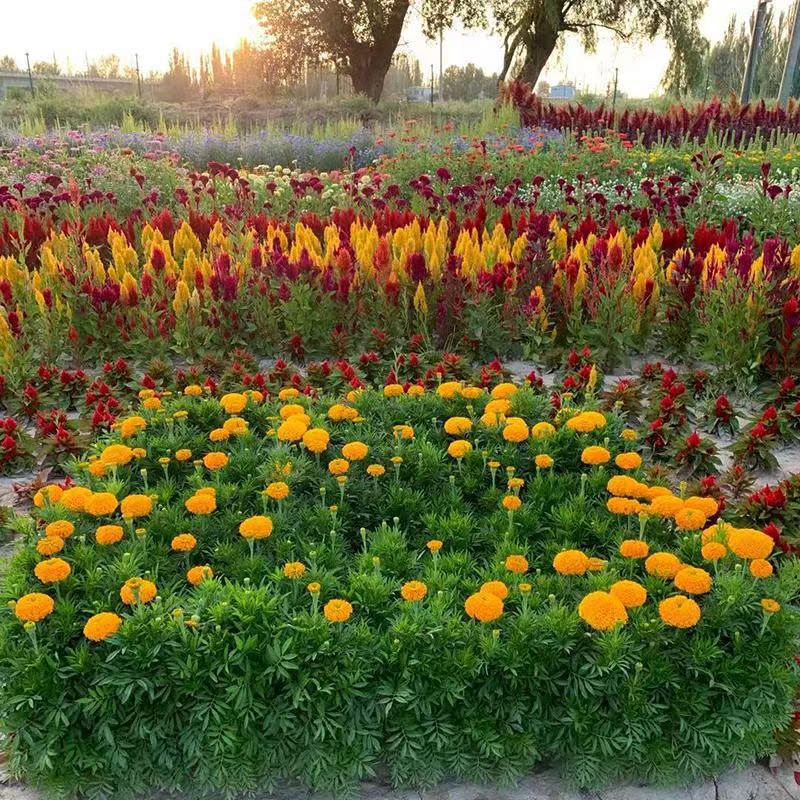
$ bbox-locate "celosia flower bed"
[2,206,800,380]
[1,381,798,796]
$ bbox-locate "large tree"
[434,0,707,91]
[253,0,410,102]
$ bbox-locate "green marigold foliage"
[1,384,798,798]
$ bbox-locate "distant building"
[407,86,439,102]
[549,84,576,100]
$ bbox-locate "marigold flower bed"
[1,381,799,796]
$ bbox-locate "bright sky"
[0,0,795,97]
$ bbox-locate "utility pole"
[741,0,770,104]
[135,53,142,98]
[24,52,34,94]
[779,0,800,104]
[439,25,443,102]
[611,68,619,115]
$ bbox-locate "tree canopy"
[253,0,411,102]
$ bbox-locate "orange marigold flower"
[587,557,607,572]
[175,449,192,461]
[566,411,606,433]
[464,591,504,622]
[342,441,369,461]
[185,493,216,515]
[481,580,509,600]
[36,535,64,556]
[366,464,386,477]
[222,417,248,435]
[606,475,638,497]
[278,387,300,401]
[239,515,273,540]
[400,580,427,601]
[673,566,713,595]
[659,595,701,628]
[324,598,353,622]
[33,484,63,508]
[393,424,414,440]
[684,496,719,517]
[621,428,638,441]
[60,486,93,513]
[502,422,529,443]
[265,481,290,501]
[749,559,773,578]
[34,557,71,584]
[727,528,774,560]
[203,452,229,471]
[280,403,305,419]
[578,591,628,631]
[183,384,203,396]
[607,497,642,515]
[83,612,122,641]
[701,521,734,544]
[609,580,647,608]
[581,446,610,466]
[480,411,505,428]
[120,494,153,519]
[283,561,306,579]
[649,495,685,517]
[645,552,682,579]
[96,524,124,545]
[615,452,642,470]
[426,539,443,553]
[88,462,106,478]
[209,428,229,442]
[553,549,590,576]
[307,581,321,594]
[674,507,707,531]
[220,393,247,414]
[447,440,472,459]
[118,415,147,438]
[302,428,330,453]
[619,539,649,558]
[502,495,522,511]
[437,381,461,399]
[531,422,555,439]
[171,533,197,552]
[701,541,727,561]
[328,458,350,476]
[100,444,134,467]
[444,417,473,436]
[490,382,517,400]
[761,598,780,613]
[187,565,213,586]
[384,383,404,397]
[45,520,74,539]
[327,404,359,422]
[120,577,157,605]
[505,554,528,574]
[84,492,119,517]
[277,417,308,442]
[14,592,55,622]
[535,454,554,468]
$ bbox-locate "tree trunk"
[518,26,560,89]
[347,0,409,103]
[350,63,390,103]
